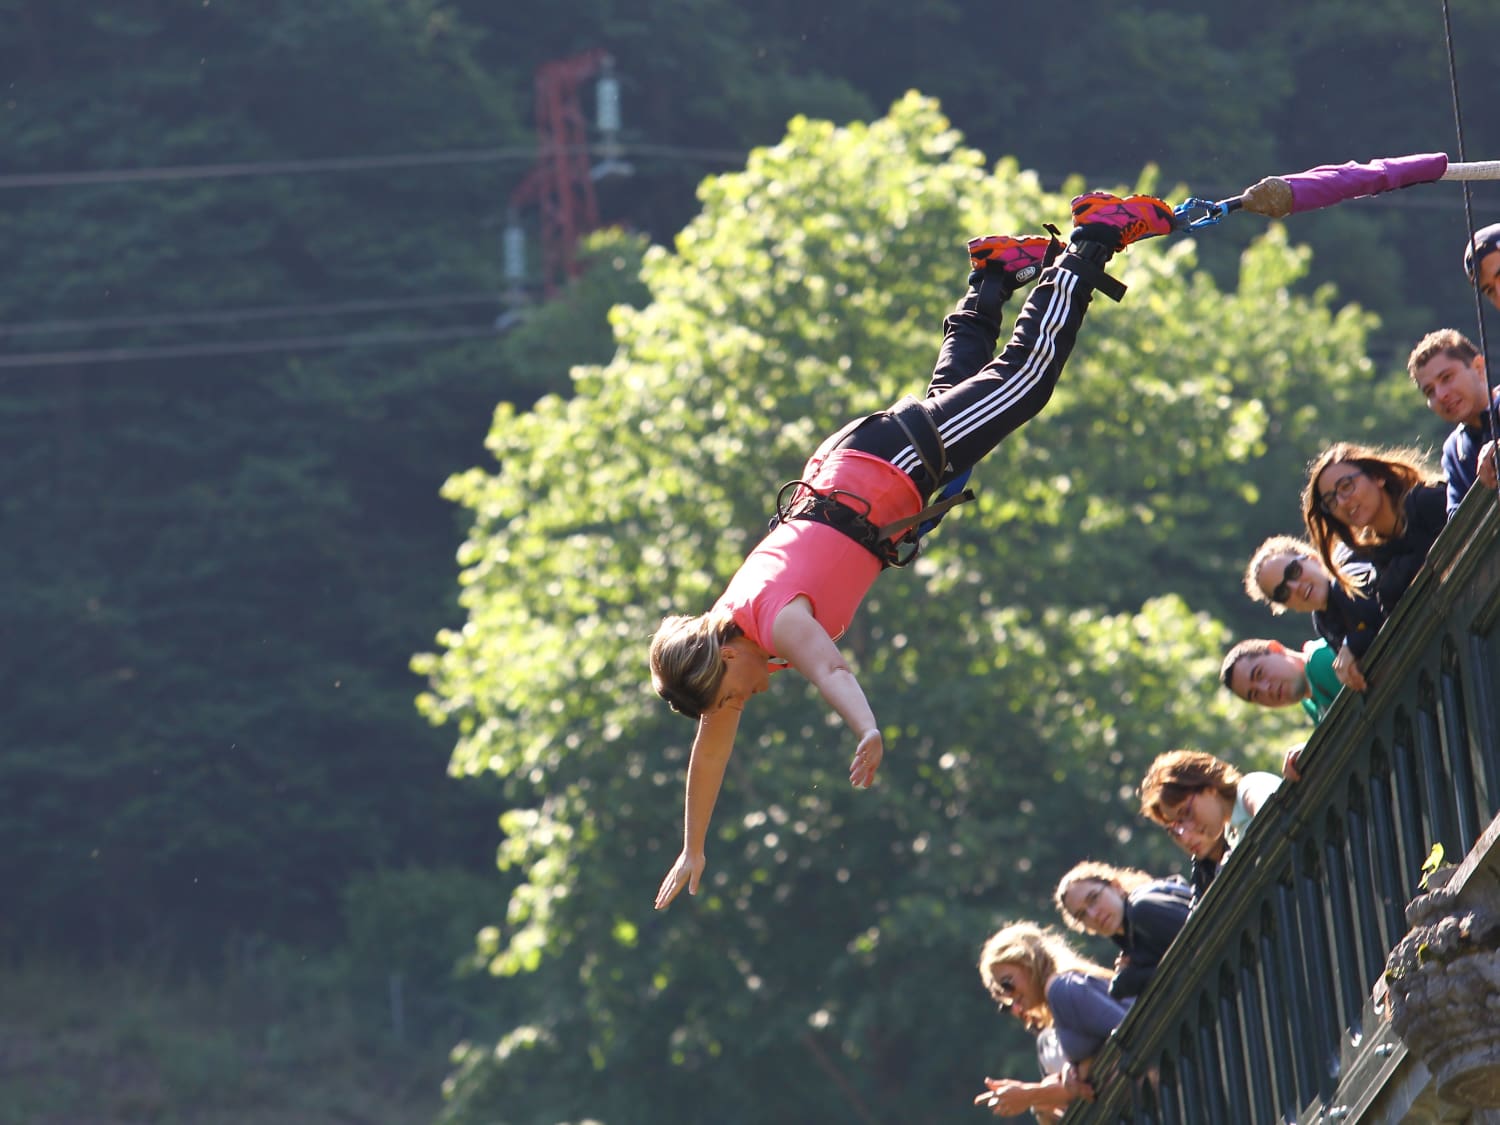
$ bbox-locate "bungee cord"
[1439,0,1497,465]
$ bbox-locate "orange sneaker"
[966,234,1055,289]
[1069,192,1175,247]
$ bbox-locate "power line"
[0,147,534,188]
[0,142,748,190]
[0,292,499,338]
[2,137,1483,229]
[0,324,498,370]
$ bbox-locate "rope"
[1440,0,1497,462]
[1440,160,1500,182]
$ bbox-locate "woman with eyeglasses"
[973,921,1130,1119]
[1053,861,1192,1001]
[1137,750,1280,903]
[1301,442,1447,623]
[1242,533,1382,691]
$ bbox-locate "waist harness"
[769,396,974,568]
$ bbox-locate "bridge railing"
[1067,489,1500,1125]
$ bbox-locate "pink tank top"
[713,450,922,657]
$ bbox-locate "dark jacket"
[1311,556,1383,659]
[1046,971,1132,1063]
[1442,394,1500,516]
[1189,853,1220,910]
[1108,877,1193,1000]
[1344,483,1447,619]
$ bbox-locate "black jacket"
[1108,877,1193,1000]
[1348,483,1448,619]
[1311,556,1384,658]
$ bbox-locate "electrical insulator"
[596,58,621,137]
[503,217,527,289]
[591,55,632,181]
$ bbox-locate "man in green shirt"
[1219,637,1345,724]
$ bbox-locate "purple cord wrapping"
[1286,152,1449,214]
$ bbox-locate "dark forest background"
[3,2,1497,1122]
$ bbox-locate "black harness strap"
[876,487,974,543]
[888,395,945,486]
[771,393,976,567]
[1056,251,1127,302]
[770,478,975,569]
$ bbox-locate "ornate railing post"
[1385,821,1500,1111]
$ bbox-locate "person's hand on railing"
[1282,742,1306,782]
[1332,641,1366,693]
[1476,439,1498,492]
[1062,1061,1096,1103]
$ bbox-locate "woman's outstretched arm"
[655,703,743,910]
[771,596,884,789]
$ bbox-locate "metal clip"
[1171,196,1241,232]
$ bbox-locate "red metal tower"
[507,50,617,297]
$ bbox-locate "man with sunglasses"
[1242,534,1381,692]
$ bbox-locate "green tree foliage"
[416,95,1376,1123]
[2,1,1488,1100]
[0,0,533,955]
[485,0,1499,358]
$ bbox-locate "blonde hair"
[977,921,1111,1030]
[1300,442,1438,596]
[648,612,740,719]
[1138,749,1242,827]
[1053,861,1153,934]
[1243,534,1316,614]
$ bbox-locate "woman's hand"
[1062,1062,1096,1102]
[770,597,883,788]
[849,728,884,789]
[655,848,705,910]
[973,1077,1035,1117]
[1333,642,1366,692]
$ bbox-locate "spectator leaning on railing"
[1301,441,1446,622]
[1242,535,1379,692]
[974,921,1132,1119]
[1053,861,1192,1001]
[1138,750,1282,901]
[1406,328,1499,517]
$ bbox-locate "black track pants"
[836,256,1095,496]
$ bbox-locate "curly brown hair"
[1053,861,1154,934]
[1137,749,1242,826]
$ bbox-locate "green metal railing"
[1070,489,1500,1125]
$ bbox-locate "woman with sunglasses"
[1301,442,1447,623]
[1053,861,1191,1001]
[1242,534,1382,691]
[1137,751,1280,897]
[973,921,1130,1118]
